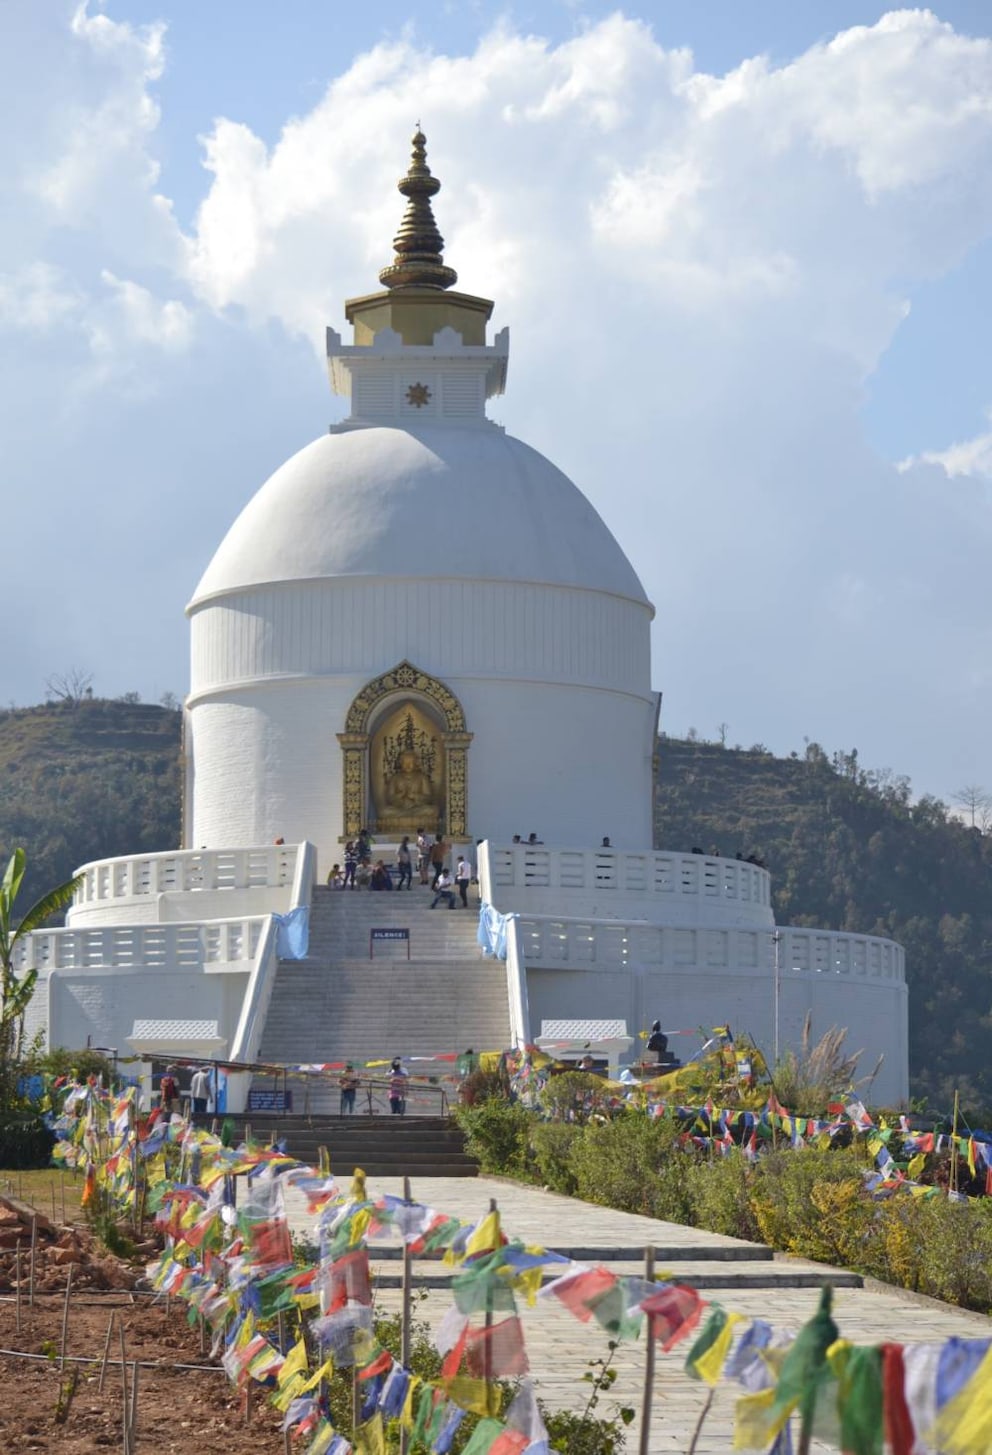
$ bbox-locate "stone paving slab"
[286,1174,992,1453]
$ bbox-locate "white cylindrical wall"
[187,673,656,864]
[187,577,657,865]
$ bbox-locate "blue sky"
[3,2,992,802]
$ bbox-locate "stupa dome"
[190,424,649,608]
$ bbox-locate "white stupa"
[17,133,909,1110]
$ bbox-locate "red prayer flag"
[327,1248,372,1309]
[639,1284,705,1351]
[881,1344,914,1455]
[465,1317,530,1378]
[547,1266,617,1321]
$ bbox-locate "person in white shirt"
[455,855,471,908]
[430,869,456,910]
[190,1065,211,1115]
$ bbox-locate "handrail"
[71,843,301,908]
[11,916,266,973]
[229,841,317,1069]
[504,916,531,1049]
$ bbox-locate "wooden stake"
[638,1247,656,1455]
[951,1089,960,1195]
[352,1365,360,1440]
[244,1379,253,1426]
[51,1183,57,1221]
[400,1175,413,1455]
[28,1215,37,1309]
[14,1244,21,1335]
[129,1359,139,1448]
[483,1197,498,1417]
[686,1388,714,1455]
[61,1175,67,1226]
[59,1264,74,1372]
[98,1311,115,1394]
[199,1315,207,1356]
[118,1317,130,1455]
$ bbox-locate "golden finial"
[378,129,458,291]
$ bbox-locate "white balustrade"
[11,918,264,974]
[73,845,300,908]
[514,916,904,982]
[478,842,773,928]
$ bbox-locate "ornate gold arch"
[338,661,472,840]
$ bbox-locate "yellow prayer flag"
[400,1375,421,1428]
[299,1358,334,1394]
[693,1312,743,1387]
[733,1388,791,1449]
[278,1337,309,1387]
[932,1344,992,1453]
[466,1210,501,1259]
[355,1413,386,1455]
[907,1152,927,1181]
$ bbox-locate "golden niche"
[371,703,444,831]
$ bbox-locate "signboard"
[247,1088,293,1113]
[369,927,411,960]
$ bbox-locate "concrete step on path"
[363,1256,862,1292]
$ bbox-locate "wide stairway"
[257,883,511,1123]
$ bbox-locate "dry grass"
[771,1012,880,1115]
[0,1168,85,1222]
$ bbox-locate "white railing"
[229,841,317,1068]
[72,845,301,908]
[478,842,773,927]
[504,916,530,1048]
[515,917,904,982]
[12,917,265,974]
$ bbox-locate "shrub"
[529,1122,581,1194]
[538,1071,617,1124]
[684,1150,761,1242]
[749,1146,873,1264]
[454,1099,534,1177]
[570,1111,694,1224]
[0,1113,55,1168]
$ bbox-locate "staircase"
[256,884,511,1124]
[220,1115,479,1177]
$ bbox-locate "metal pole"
[772,932,782,1067]
[638,1247,656,1455]
[400,1175,413,1455]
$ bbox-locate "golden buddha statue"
[387,749,436,814]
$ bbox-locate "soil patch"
[0,1207,286,1453]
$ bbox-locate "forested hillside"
[655,736,992,1112]
[0,699,182,909]
[1,701,989,1109]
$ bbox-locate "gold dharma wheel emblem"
[406,381,432,407]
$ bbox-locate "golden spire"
[378,129,458,291]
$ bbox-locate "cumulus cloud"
[905,413,992,482]
[4,5,992,793]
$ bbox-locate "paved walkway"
[285,1175,992,1454]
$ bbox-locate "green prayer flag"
[684,1307,727,1380]
[460,1417,505,1455]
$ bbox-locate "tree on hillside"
[0,849,82,1108]
[45,668,93,705]
[951,784,991,830]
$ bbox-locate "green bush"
[454,1099,535,1177]
[529,1121,581,1194]
[684,1150,761,1242]
[0,1113,56,1168]
[749,1146,875,1266]
[538,1071,616,1124]
[571,1111,694,1224]
[887,1195,992,1309]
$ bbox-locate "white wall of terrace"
[509,916,908,1105]
[479,843,773,929]
[67,844,307,928]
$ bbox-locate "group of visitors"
[325,828,474,909]
[338,1058,408,1116]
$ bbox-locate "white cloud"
[905,413,992,482]
[3,5,992,794]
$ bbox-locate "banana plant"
[0,849,82,1102]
